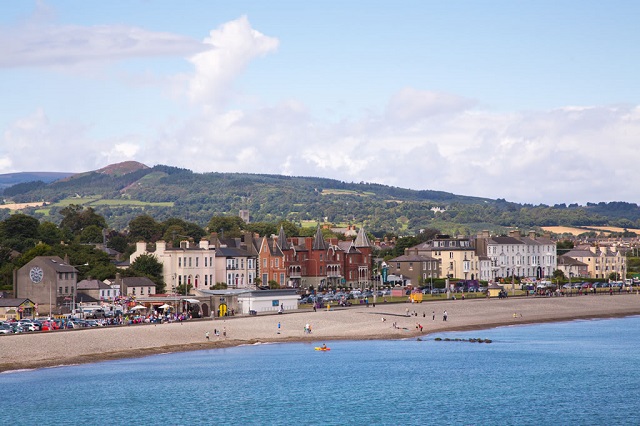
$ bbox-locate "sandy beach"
[1,294,639,372]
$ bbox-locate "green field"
[35,197,174,215]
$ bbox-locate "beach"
[1,294,639,372]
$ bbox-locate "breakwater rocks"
[433,337,492,343]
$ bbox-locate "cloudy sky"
[1,1,639,205]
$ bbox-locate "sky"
[1,1,639,206]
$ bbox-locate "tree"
[129,215,162,242]
[128,253,165,293]
[107,234,129,254]
[207,215,246,238]
[79,225,104,244]
[59,205,107,235]
[268,280,279,289]
[552,269,566,281]
[38,221,64,245]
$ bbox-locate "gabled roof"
[0,298,33,308]
[33,256,78,273]
[77,279,111,290]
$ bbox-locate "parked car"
[0,324,13,334]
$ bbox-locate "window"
[204,257,207,267]
[179,257,182,267]
[195,257,199,267]
[275,258,279,267]
[263,258,267,267]
[59,286,63,294]
[189,257,192,267]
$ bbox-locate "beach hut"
[487,283,504,298]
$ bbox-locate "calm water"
[2,316,640,426]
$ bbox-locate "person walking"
[205,331,210,341]
[443,310,448,321]
[277,322,281,334]
[432,311,435,320]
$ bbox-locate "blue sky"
[1,1,639,205]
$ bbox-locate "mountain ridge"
[1,161,639,235]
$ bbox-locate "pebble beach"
[1,294,639,372]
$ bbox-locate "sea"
[2,316,640,426]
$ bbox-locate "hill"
[2,162,639,236]
[0,171,74,192]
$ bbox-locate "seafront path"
[1,293,639,372]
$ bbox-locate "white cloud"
[0,109,150,174]
[0,8,204,68]
[186,16,279,108]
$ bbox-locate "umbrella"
[158,304,172,309]
[131,305,146,310]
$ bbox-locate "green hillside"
[2,162,640,236]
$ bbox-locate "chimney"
[528,231,536,239]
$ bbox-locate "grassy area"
[321,189,375,197]
[90,199,174,207]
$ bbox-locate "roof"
[487,236,525,245]
[354,227,372,248]
[33,256,79,273]
[389,254,437,262]
[77,279,112,290]
[76,293,100,303]
[0,298,33,308]
[122,276,157,287]
[277,226,290,250]
[312,225,328,250]
[216,247,255,258]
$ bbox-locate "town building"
[130,239,217,292]
[405,235,476,281]
[0,298,35,320]
[13,256,80,315]
[386,253,440,288]
[278,225,373,290]
[257,227,288,287]
[562,246,626,280]
[476,230,557,281]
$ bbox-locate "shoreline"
[1,294,639,373]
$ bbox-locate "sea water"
[1,316,640,426]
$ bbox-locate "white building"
[130,240,216,293]
[476,230,557,281]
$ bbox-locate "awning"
[183,298,200,304]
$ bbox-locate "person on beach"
[277,322,281,334]
[205,331,210,341]
[432,311,435,320]
[443,310,448,321]
[223,327,227,337]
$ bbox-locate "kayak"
[314,347,330,351]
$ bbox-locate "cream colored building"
[563,246,626,280]
[130,240,217,293]
[405,235,479,281]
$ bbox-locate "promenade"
[1,293,639,372]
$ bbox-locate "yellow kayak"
[314,347,330,351]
